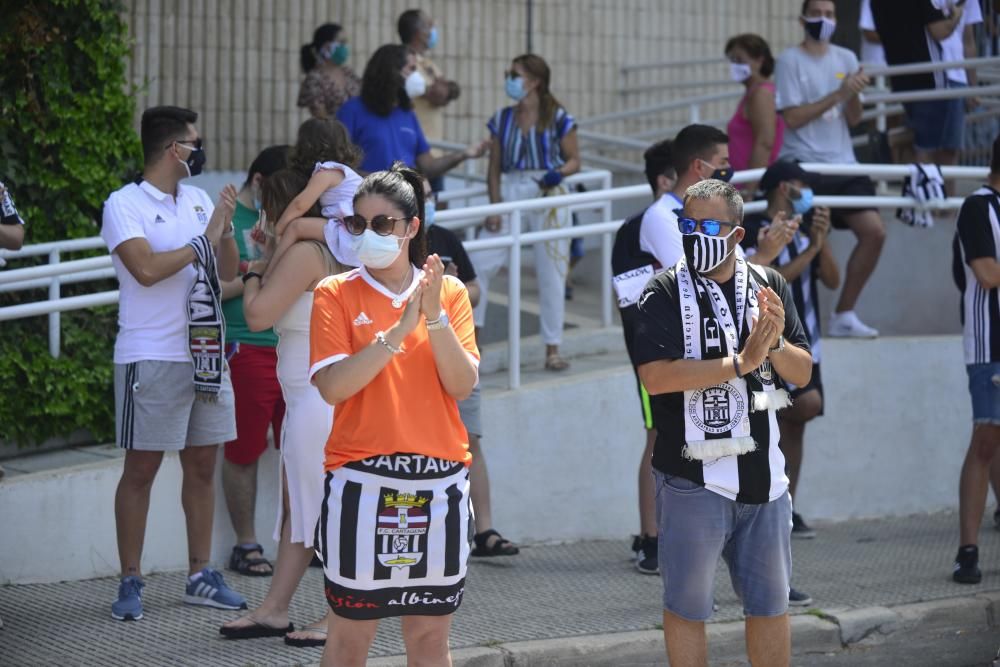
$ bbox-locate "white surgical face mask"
[404,70,427,98]
[683,228,738,274]
[350,229,404,269]
[729,62,752,82]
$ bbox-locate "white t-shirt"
[639,192,684,267]
[775,44,860,165]
[101,180,215,364]
[859,0,887,66]
[315,161,363,221]
[935,0,983,84]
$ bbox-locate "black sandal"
[220,620,293,640]
[227,543,274,577]
[470,529,520,557]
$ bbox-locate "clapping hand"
[756,211,798,261]
[808,207,831,249]
[419,254,445,321]
[206,184,238,245]
[393,276,427,341]
[740,288,785,373]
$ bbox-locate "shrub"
[0,0,139,447]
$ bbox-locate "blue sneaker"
[184,568,247,610]
[111,576,144,621]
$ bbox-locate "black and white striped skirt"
[315,454,472,619]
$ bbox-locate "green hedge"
[1,1,140,447]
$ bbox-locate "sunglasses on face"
[342,214,410,236]
[676,215,738,237]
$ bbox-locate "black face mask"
[699,159,733,183]
[185,148,206,177]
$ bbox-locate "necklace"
[390,266,413,309]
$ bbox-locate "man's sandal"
[544,354,569,371]
[227,543,274,577]
[470,529,520,557]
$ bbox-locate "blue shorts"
[904,81,966,152]
[655,471,792,621]
[967,363,1000,425]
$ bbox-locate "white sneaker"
[828,311,878,338]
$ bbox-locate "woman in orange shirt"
[309,163,479,667]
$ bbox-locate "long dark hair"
[512,54,563,130]
[289,117,362,175]
[361,44,411,116]
[724,34,775,78]
[353,162,427,267]
[260,169,318,224]
[301,23,342,73]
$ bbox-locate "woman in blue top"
[471,54,581,371]
[336,44,485,177]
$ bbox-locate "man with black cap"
[743,160,839,553]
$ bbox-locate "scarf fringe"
[752,389,791,412]
[682,436,757,461]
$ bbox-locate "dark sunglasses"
[676,215,738,237]
[342,214,410,236]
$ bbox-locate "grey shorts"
[655,471,792,621]
[457,384,482,438]
[114,360,237,451]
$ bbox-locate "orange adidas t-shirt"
[309,266,479,471]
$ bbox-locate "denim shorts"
[904,81,966,152]
[655,471,792,621]
[967,363,1000,425]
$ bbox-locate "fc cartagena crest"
[376,492,431,569]
[193,205,208,224]
[688,383,745,434]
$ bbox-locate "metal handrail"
[863,55,1000,77]
[621,56,726,74]
[862,83,1000,106]
[576,90,743,127]
[3,163,991,385]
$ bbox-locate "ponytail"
[301,23,343,73]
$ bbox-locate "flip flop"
[284,625,328,648]
[219,621,294,640]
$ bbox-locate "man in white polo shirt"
[101,105,244,621]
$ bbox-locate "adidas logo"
[153,214,166,224]
[353,312,373,326]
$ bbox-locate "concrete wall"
[0,335,974,584]
[122,0,807,171]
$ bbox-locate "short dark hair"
[643,139,674,193]
[801,0,835,15]
[724,34,775,78]
[672,124,729,177]
[354,162,427,267]
[361,44,411,116]
[140,106,197,165]
[243,145,290,188]
[397,9,424,44]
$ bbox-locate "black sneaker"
[636,535,658,575]
[792,512,816,539]
[630,535,643,562]
[953,545,982,584]
[789,587,813,606]
[994,509,1000,532]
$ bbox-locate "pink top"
[726,82,784,172]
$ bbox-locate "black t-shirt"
[426,224,477,283]
[632,265,810,503]
[871,0,947,92]
[953,186,1000,364]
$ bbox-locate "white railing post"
[599,172,614,328]
[48,249,61,358]
[688,103,701,124]
[875,74,889,195]
[508,209,522,389]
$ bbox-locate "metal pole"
[48,249,61,358]
[508,209,522,389]
[600,173,613,328]
[875,74,889,195]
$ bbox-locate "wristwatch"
[241,271,263,284]
[769,336,785,353]
[426,312,450,331]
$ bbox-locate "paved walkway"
[1,511,998,666]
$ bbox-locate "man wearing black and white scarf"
[634,179,812,667]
